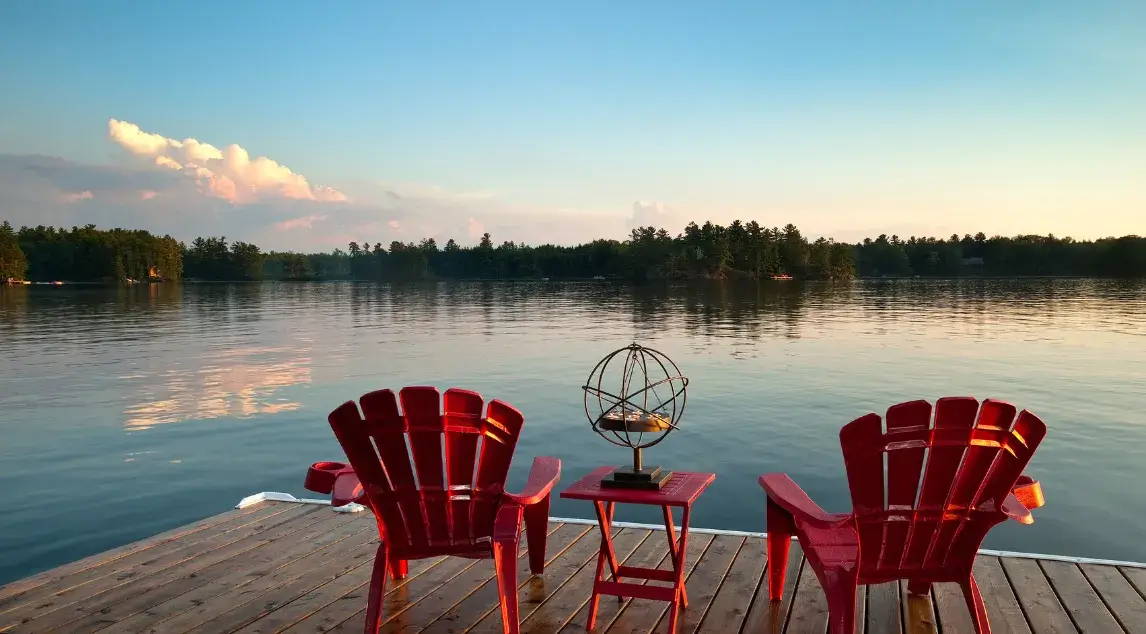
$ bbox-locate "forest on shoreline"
[3,219,1145,283]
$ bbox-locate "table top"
[560,466,716,507]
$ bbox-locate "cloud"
[467,217,485,240]
[627,200,680,233]
[274,214,328,232]
[0,116,654,253]
[107,118,347,204]
[62,190,93,203]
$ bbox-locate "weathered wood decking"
[1,500,1143,633]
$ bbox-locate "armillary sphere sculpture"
[582,342,688,490]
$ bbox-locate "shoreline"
[5,274,1137,286]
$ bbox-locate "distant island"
[2,219,1144,284]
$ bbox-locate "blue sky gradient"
[0,1,1142,249]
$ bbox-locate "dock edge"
[237,490,1146,570]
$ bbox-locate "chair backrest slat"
[471,399,524,538]
[841,397,1046,580]
[444,389,484,544]
[328,386,525,554]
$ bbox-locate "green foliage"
[0,221,28,281]
[13,223,181,282]
[857,233,1146,278]
[7,218,1146,283]
[182,237,264,280]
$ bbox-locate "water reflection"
[123,345,311,431]
[2,278,1146,577]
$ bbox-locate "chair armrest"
[1001,493,1034,525]
[304,461,354,495]
[759,473,850,530]
[331,471,366,507]
[1012,475,1044,510]
[504,456,562,507]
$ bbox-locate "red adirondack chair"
[760,397,1047,634]
[303,386,561,634]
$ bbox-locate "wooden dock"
[1,499,1143,633]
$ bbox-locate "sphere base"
[600,465,673,490]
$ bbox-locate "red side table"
[560,466,716,634]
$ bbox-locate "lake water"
[1,279,1144,585]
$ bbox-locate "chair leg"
[493,540,520,634]
[824,575,858,634]
[960,574,992,634]
[389,558,408,580]
[524,495,550,575]
[766,496,794,601]
[363,543,390,634]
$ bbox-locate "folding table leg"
[662,505,689,607]
[587,500,618,631]
[664,505,691,634]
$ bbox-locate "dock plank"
[966,557,1031,634]
[1039,560,1123,633]
[234,549,476,634]
[866,582,902,634]
[0,501,272,603]
[659,534,741,634]
[0,502,295,617]
[555,525,671,634]
[138,522,379,633]
[930,584,975,634]
[1120,567,1146,599]
[999,558,1075,634]
[603,533,715,634]
[296,522,579,634]
[0,504,319,632]
[740,541,803,634]
[694,535,766,634]
[900,581,938,634]
[3,504,1146,634]
[97,511,368,633]
[1080,563,1146,634]
[412,525,617,634]
[49,509,349,634]
[184,547,445,634]
[509,528,651,634]
[783,561,829,634]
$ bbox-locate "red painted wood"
[560,467,715,507]
[561,468,713,633]
[314,386,561,634]
[760,396,1047,634]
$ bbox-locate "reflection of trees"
[674,281,809,341]
[0,286,29,328]
[849,279,1146,337]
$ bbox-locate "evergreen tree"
[0,221,28,281]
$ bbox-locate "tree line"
[3,219,1145,283]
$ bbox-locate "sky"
[0,1,1142,251]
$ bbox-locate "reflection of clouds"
[124,346,311,431]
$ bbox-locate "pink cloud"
[387,219,401,229]
[141,190,158,200]
[274,214,328,231]
[467,217,485,239]
[62,190,94,203]
[108,118,348,205]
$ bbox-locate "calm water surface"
[1,280,1144,584]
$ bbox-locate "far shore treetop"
[3,220,1145,283]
